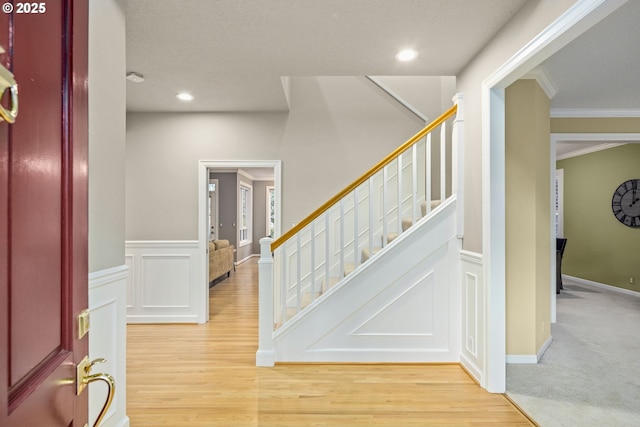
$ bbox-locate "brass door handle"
[77,357,116,427]
[0,61,18,123]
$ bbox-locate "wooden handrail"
[271,103,458,252]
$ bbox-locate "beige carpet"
[506,277,640,426]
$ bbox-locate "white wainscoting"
[125,241,204,323]
[273,199,460,363]
[89,265,130,427]
[460,250,484,385]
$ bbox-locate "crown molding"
[521,67,558,100]
[555,142,626,160]
[550,108,640,118]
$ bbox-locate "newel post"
[256,237,275,367]
[452,93,465,240]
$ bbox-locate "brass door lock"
[77,356,115,427]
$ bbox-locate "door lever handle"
[77,356,116,427]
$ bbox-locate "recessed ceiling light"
[126,72,145,83]
[176,92,194,101]
[395,49,419,62]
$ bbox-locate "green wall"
[557,144,640,291]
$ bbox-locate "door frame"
[481,0,626,392]
[209,178,219,241]
[550,133,640,323]
[198,160,282,322]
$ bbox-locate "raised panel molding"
[124,255,134,308]
[273,199,460,363]
[88,265,130,427]
[125,241,203,323]
[141,255,191,307]
[350,269,436,337]
[459,250,483,385]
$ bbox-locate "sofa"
[209,239,235,283]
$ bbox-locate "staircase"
[257,95,464,366]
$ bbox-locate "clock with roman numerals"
[612,179,640,228]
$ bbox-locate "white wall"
[126,112,287,240]
[369,76,456,122]
[457,0,579,253]
[278,77,425,231]
[89,0,126,271]
[125,76,441,241]
[88,0,128,425]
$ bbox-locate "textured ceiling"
[125,0,528,112]
[543,0,640,111]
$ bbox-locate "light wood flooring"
[127,258,534,426]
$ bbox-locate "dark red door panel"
[1,1,88,426]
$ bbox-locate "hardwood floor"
[127,258,534,426]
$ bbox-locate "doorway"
[198,160,282,321]
[482,0,626,392]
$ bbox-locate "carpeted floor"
[506,278,640,427]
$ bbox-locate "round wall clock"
[612,179,640,228]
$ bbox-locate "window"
[266,186,275,238]
[555,169,564,237]
[239,183,252,246]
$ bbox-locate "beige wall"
[456,0,578,252]
[505,80,551,355]
[552,117,640,133]
[88,0,126,272]
[125,76,432,240]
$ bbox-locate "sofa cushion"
[214,239,230,250]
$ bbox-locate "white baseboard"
[460,352,483,384]
[256,350,275,367]
[126,314,199,324]
[537,335,553,360]
[563,275,640,298]
[506,354,537,364]
[506,335,552,364]
[113,417,130,427]
[235,253,259,265]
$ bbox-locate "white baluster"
[397,153,403,235]
[440,123,446,203]
[426,133,432,215]
[382,166,388,247]
[310,221,316,302]
[339,199,345,278]
[325,213,330,291]
[256,237,275,366]
[412,144,418,226]
[368,178,374,260]
[353,190,359,268]
[296,233,301,314]
[280,243,287,326]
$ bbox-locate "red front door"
[1,1,89,426]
